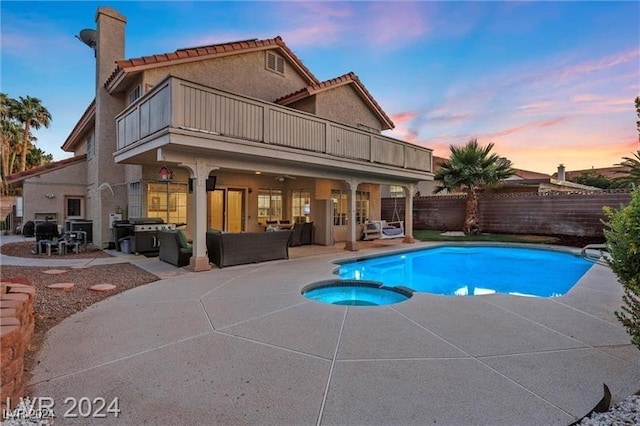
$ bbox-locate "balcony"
[115,76,432,179]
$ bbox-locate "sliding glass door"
[208,188,245,232]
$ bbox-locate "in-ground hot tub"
[302,280,412,306]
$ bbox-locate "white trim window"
[86,131,95,160]
[65,196,84,219]
[291,189,311,223]
[127,84,142,105]
[258,189,283,223]
[332,190,370,226]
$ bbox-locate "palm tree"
[434,139,514,235]
[0,93,21,193]
[11,96,51,172]
[615,151,640,188]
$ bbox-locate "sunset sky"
[2,1,638,175]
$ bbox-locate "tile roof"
[104,36,319,89]
[512,169,551,180]
[561,166,631,180]
[275,72,395,130]
[6,154,87,184]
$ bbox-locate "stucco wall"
[288,97,316,114]
[142,51,309,103]
[315,85,382,131]
[22,161,87,224]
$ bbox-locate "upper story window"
[127,84,142,105]
[86,131,95,160]
[266,52,285,75]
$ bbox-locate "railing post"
[171,78,183,128]
[324,122,330,154]
[263,105,270,143]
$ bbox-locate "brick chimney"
[557,164,566,181]
[89,7,128,248]
[95,7,126,90]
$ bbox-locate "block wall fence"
[382,191,633,237]
[1,281,36,412]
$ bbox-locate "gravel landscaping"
[1,241,159,383]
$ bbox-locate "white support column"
[345,178,360,251]
[403,184,416,244]
[180,160,218,272]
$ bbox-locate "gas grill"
[117,218,176,255]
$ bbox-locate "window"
[332,190,370,226]
[331,190,348,226]
[66,197,83,219]
[128,182,142,218]
[291,190,311,223]
[257,189,283,223]
[356,191,370,224]
[127,84,141,105]
[86,131,95,160]
[146,182,188,224]
[389,185,404,197]
[266,52,285,74]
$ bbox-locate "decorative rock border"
[0,280,35,412]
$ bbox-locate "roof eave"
[6,154,87,184]
[61,101,96,152]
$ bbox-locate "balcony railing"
[116,76,432,173]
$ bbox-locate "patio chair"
[158,229,192,267]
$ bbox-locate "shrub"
[603,187,640,350]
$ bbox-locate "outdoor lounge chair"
[158,229,192,267]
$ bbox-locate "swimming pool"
[336,245,594,298]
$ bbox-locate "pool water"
[302,281,411,306]
[337,246,594,298]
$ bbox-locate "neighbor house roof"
[557,165,631,180]
[6,154,87,185]
[509,169,552,181]
[61,99,95,152]
[105,36,319,92]
[274,72,395,130]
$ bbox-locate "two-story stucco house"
[9,7,433,271]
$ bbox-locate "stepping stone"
[43,269,68,275]
[47,283,75,291]
[89,284,116,292]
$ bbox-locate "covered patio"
[114,76,433,271]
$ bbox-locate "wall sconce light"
[248,187,253,194]
[45,193,56,199]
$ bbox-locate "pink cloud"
[480,117,568,139]
[390,111,418,124]
[516,100,558,111]
[558,48,640,80]
[366,2,429,44]
[0,32,34,55]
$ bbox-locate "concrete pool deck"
[5,237,640,425]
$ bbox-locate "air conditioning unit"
[108,213,122,229]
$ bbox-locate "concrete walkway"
[3,235,639,425]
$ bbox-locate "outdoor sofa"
[206,229,293,268]
[158,229,192,267]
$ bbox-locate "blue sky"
[2,1,638,174]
